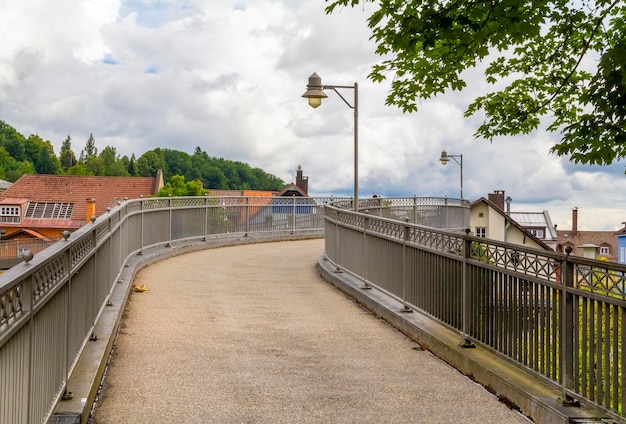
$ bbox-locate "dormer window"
[0,206,21,223]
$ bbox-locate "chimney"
[296,165,308,195]
[572,207,578,237]
[86,198,96,223]
[488,190,505,211]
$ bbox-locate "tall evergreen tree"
[82,133,97,160]
[59,135,77,170]
[127,154,138,176]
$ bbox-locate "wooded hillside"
[0,120,285,191]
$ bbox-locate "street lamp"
[439,150,463,199]
[302,72,359,211]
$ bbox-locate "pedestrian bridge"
[0,196,622,423]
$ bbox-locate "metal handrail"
[324,201,626,420]
[0,194,470,423]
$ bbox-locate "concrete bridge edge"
[316,254,613,424]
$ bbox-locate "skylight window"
[25,203,74,219]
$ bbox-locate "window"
[600,246,610,255]
[475,227,487,238]
[528,228,545,238]
[0,206,21,223]
[24,202,74,219]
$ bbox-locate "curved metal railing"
[0,194,469,423]
[323,201,626,421]
[0,195,328,424]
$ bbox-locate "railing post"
[413,195,417,224]
[460,229,475,348]
[335,210,342,273]
[139,200,144,255]
[559,247,579,405]
[166,197,173,247]
[362,211,371,290]
[291,196,296,234]
[63,245,72,401]
[245,197,250,236]
[24,273,33,424]
[90,229,98,341]
[203,196,208,241]
[401,218,412,312]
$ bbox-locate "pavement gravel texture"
[90,239,531,424]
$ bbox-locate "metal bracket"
[459,337,476,348]
[557,395,580,407]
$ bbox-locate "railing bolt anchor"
[61,390,74,400]
[459,337,475,348]
[361,283,372,290]
[557,395,580,407]
[401,304,413,313]
[106,300,113,306]
[90,333,98,341]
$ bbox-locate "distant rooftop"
[510,211,557,240]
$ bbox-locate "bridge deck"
[89,239,529,423]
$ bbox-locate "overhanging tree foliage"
[326,0,626,165]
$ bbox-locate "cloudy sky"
[1,0,624,231]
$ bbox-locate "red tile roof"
[0,174,162,230]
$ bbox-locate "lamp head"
[439,150,449,165]
[302,72,327,108]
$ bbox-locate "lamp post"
[439,150,463,199]
[302,73,359,212]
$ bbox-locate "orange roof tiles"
[0,174,162,229]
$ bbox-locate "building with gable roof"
[556,207,618,261]
[0,172,163,240]
[206,166,312,228]
[508,210,557,250]
[470,191,553,251]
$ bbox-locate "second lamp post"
[439,150,463,199]
[302,73,359,212]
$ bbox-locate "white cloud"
[0,0,624,231]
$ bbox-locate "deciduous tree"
[326,0,626,165]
